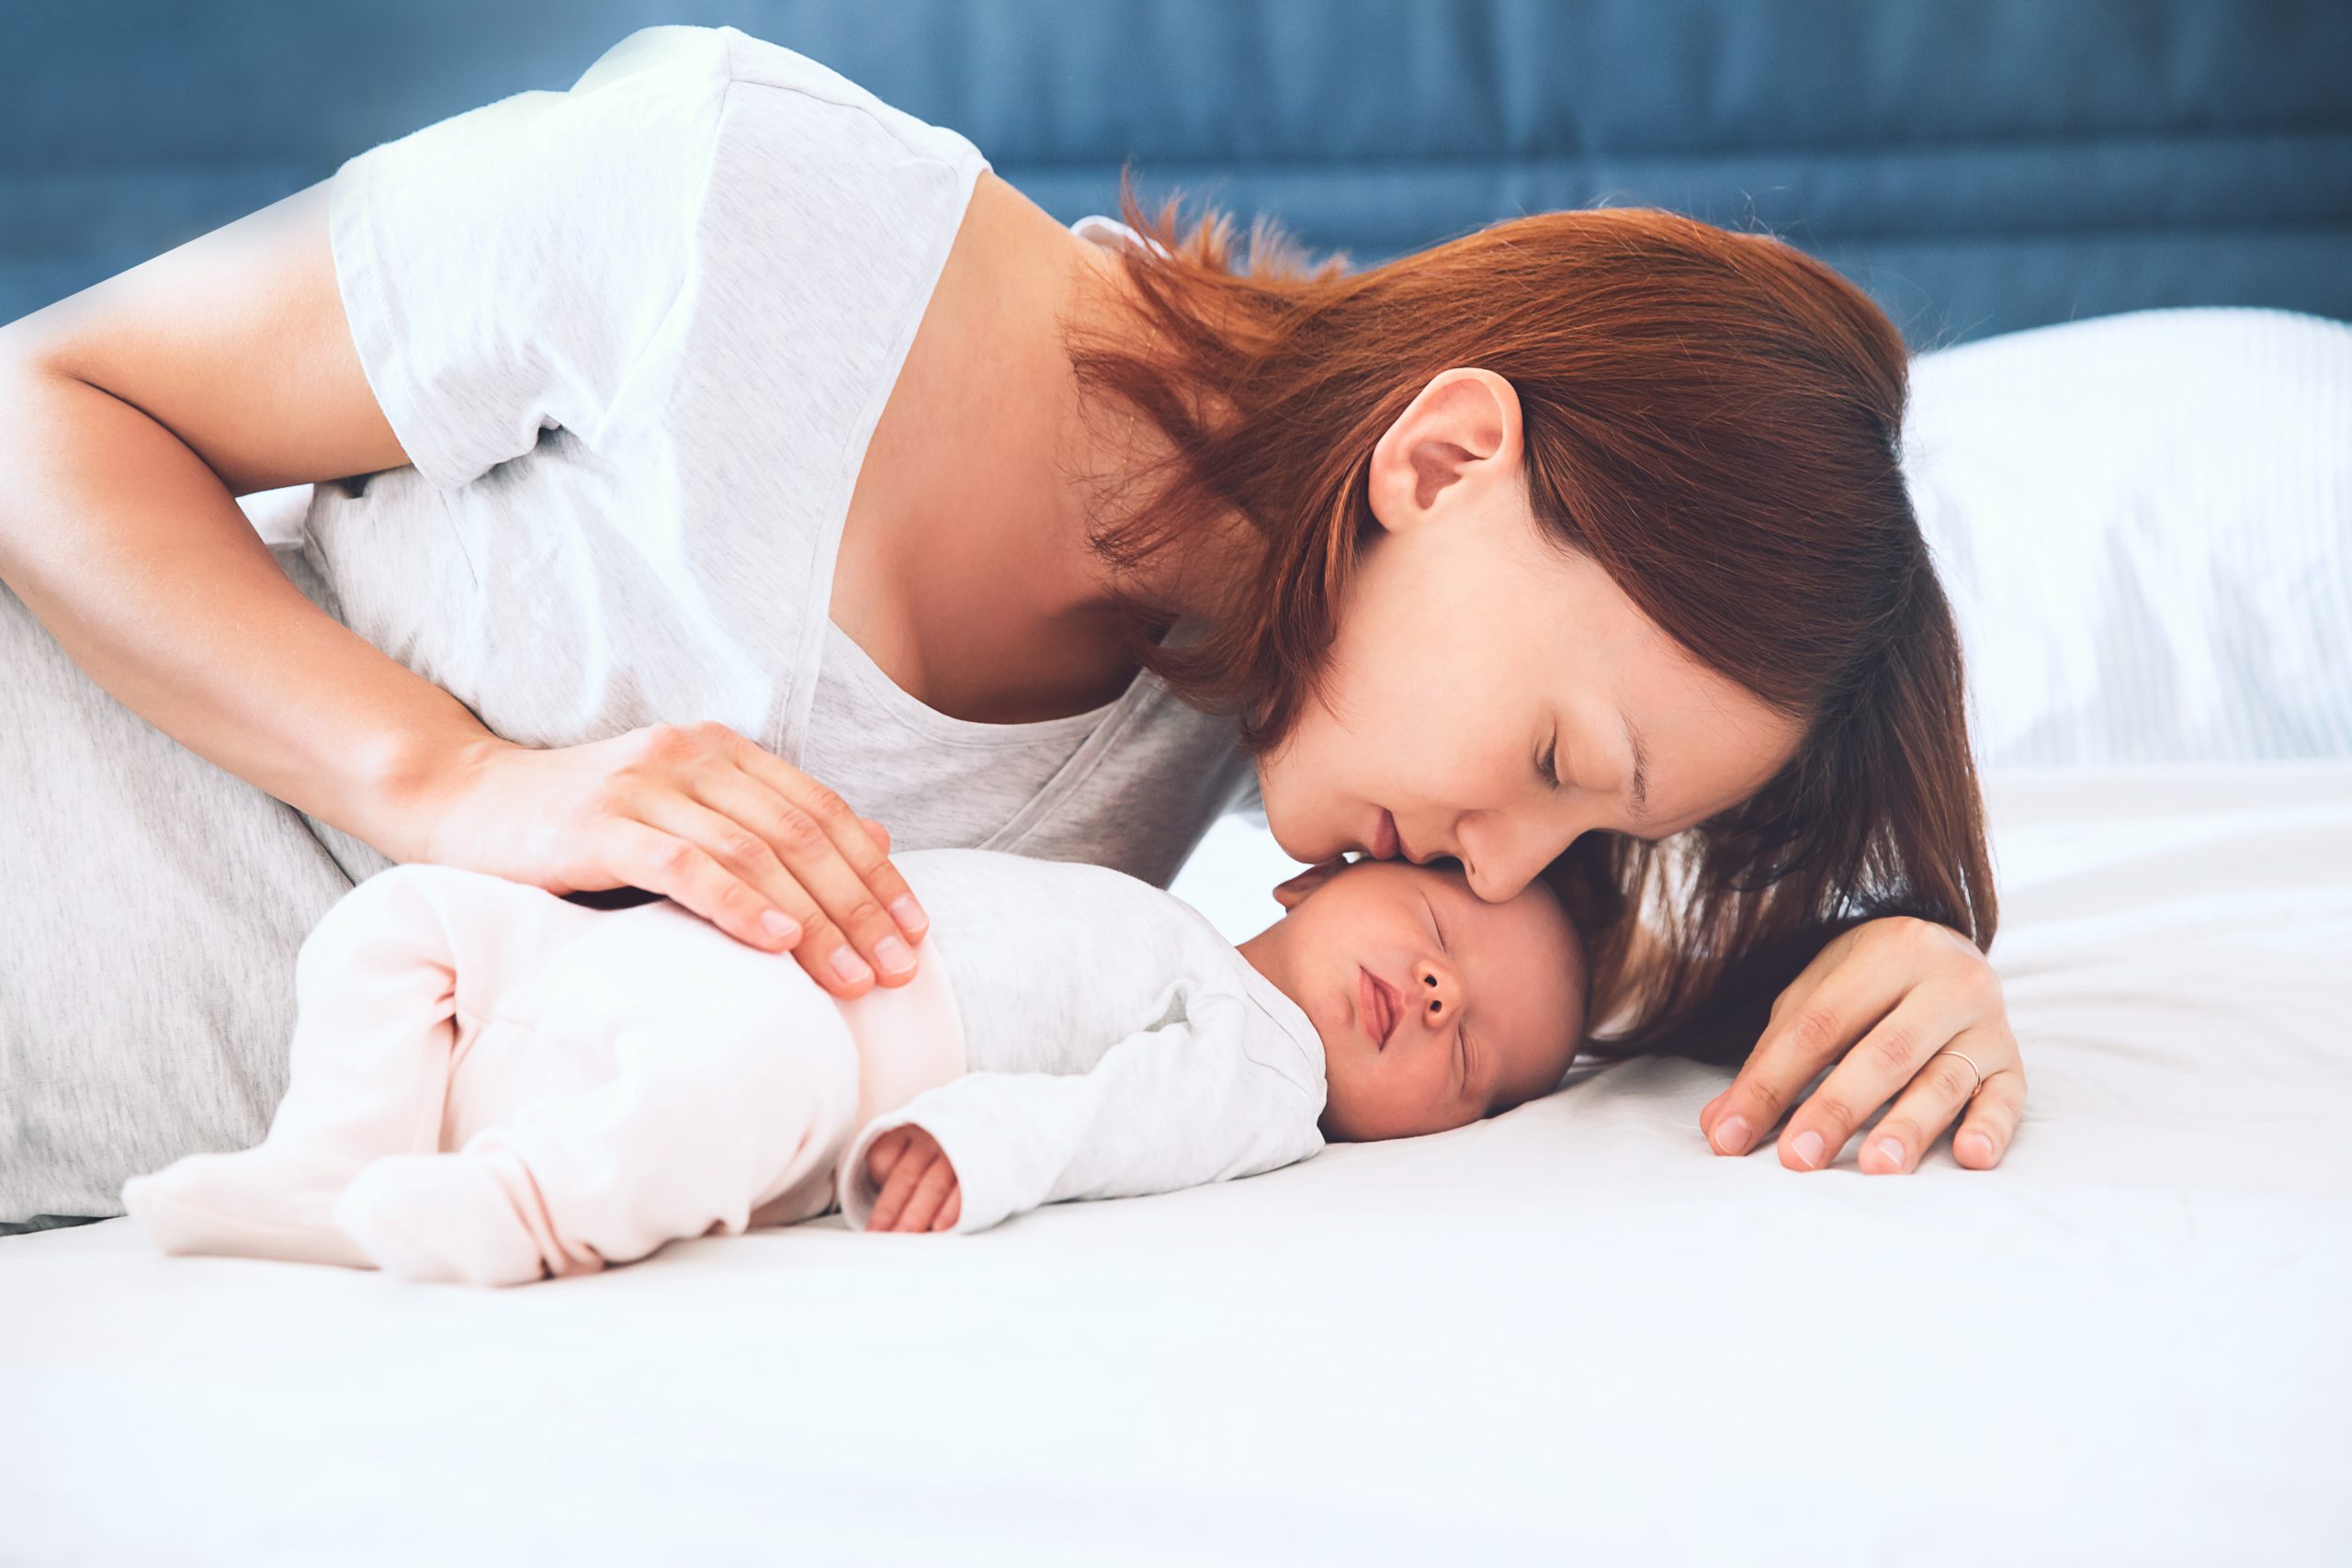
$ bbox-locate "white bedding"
[4,761,2347,1565]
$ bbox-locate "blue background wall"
[4,0,2347,348]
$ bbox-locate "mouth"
[1369,808,1401,861]
[1356,964,1402,1049]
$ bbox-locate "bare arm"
[0,179,931,998]
[0,181,488,861]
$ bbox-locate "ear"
[1272,856,1351,910]
[1365,368,1521,537]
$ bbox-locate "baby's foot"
[333,1153,549,1287]
[121,1145,373,1269]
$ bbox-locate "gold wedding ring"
[1932,1047,1986,1099]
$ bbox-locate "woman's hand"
[864,1124,961,1233]
[406,721,929,1000]
[1699,916,2024,1174]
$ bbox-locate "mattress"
[4,759,2347,1565]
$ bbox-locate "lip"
[1370,808,1401,861]
[1357,964,1401,1049]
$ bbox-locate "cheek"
[1326,599,1532,802]
[1254,705,1337,812]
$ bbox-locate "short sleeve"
[326,26,733,491]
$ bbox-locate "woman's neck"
[847,178,1227,722]
[1002,210,1226,627]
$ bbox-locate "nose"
[1408,954,1463,1032]
[1456,811,1586,903]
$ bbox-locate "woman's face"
[1253,369,1806,902]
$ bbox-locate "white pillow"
[1902,306,2352,766]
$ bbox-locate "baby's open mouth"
[1357,965,1400,1049]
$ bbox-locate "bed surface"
[6,8,2346,1558]
[6,760,2347,1564]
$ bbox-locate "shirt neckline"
[817,617,1130,749]
[804,203,1162,751]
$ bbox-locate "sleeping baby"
[121,846,1587,1286]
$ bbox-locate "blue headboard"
[5,0,2347,349]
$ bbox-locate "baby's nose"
[1412,961,1459,1026]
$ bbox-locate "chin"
[1256,789,1311,863]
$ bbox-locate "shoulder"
[581,24,980,171]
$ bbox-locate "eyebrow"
[1621,711,1653,824]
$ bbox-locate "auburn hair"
[1063,168,1996,1066]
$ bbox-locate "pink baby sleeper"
[124,847,1329,1282]
[122,863,967,1284]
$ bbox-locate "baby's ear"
[1272,857,1350,911]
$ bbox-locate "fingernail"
[1961,1131,1994,1163]
[874,934,915,976]
[891,897,928,935]
[1713,1115,1751,1155]
[760,910,799,942]
[1792,1130,1826,1168]
[1872,1136,1905,1170]
[830,946,873,984]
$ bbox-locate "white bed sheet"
[4,761,2348,1566]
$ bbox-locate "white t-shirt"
[307,22,1261,891]
[2,21,1289,1230]
[839,848,1329,1235]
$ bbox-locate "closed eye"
[1537,736,1564,791]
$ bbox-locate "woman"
[0,24,2021,1229]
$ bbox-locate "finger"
[1706,949,1906,1157]
[893,1154,959,1235]
[723,741,929,947]
[1774,988,1974,1172]
[1701,942,1846,1151]
[592,810,813,958]
[1851,1021,2020,1175]
[620,784,884,1006]
[930,1185,961,1232]
[865,1126,910,1186]
[861,818,891,855]
[1951,1036,2025,1170]
[673,770,913,995]
[866,1146,932,1234]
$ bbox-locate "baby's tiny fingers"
[867,1149,927,1232]
[930,1186,961,1232]
[896,1156,958,1234]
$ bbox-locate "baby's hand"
[864,1124,961,1234]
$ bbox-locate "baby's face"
[1238,859,1587,1142]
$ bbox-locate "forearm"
[843,1038,1324,1234]
[0,361,489,863]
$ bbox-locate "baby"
[122,847,1587,1285]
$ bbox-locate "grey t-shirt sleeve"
[326,25,734,491]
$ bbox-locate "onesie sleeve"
[838,1000,1327,1235]
[325,25,733,491]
